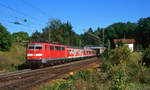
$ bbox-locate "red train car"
[26,42,96,68]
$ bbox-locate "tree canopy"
[102,22,137,47]
[12,31,29,44]
[136,17,150,48]
[0,24,12,51]
[31,19,82,47]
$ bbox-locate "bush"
[101,49,110,59]
[109,46,131,65]
[71,70,90,81]
[100,60,112,73]
[143,47,150,66]
[42,79,73,90]
[111,71,127,90]
[0,43,26,72]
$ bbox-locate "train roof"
[27,42,94,50]
[27,42,66,47]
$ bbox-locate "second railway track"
[0,57,100,90]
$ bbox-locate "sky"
[0,0,150,35]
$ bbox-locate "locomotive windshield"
[28,44,42,50]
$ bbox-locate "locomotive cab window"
[28,44,42,50]
[36,45,42,50]
[28,45,34,50]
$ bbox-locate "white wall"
[116,43,134,52]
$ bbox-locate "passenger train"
[26,42,96,68]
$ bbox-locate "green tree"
[30,30,41,42]
[104,22,137,48]
[136,17,150,48]
[143,46,150,65]
[0,23,12,51]
[32,19,81,46]
[117,40,124,47]
[80,28,100,46]
[12,31,29,45]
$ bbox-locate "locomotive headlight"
[36,54,43,56]
[27,54,33,56]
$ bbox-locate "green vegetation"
[136,17,150,48]
[0,43,26,73]
[38,46,150,90]
[29,16,150,48]
[80,28,101,46]
[30,20,82,47]
[143,47,150,66]
[0,23,12,51]
[12,31,29,46]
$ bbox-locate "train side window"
[58,47,61,50]
[68,50,71,54]
[56,46,62,51]
[61,47,65,51]
[50,46,54,50]
[55,46,58,50]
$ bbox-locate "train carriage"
[26,42,96,68]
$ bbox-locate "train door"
[45,45,50,59]
[50,45,55,59]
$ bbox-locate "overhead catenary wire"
[19,0,54,25]
[0,16,41,32]
[0,12,26,21]
[0,0,55,36]
[20,0,50,17]
[0,15,40,30]
[1,23,32,33]
[19,0,55,42]
[0,2,46,24]
[0,12,45,30]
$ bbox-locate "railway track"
[0,57,100,90]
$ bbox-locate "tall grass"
[0,43,26,73]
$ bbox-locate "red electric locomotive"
[26,42,96,68]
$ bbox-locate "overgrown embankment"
[0,43,26,73]
[35,46,150,90]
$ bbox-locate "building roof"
[114,39,135,44]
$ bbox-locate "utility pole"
[103,29,105,47]
[49,29,51,43]
[124,32,125,40]
[107,40,110,56]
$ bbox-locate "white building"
[114,39,135,52]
